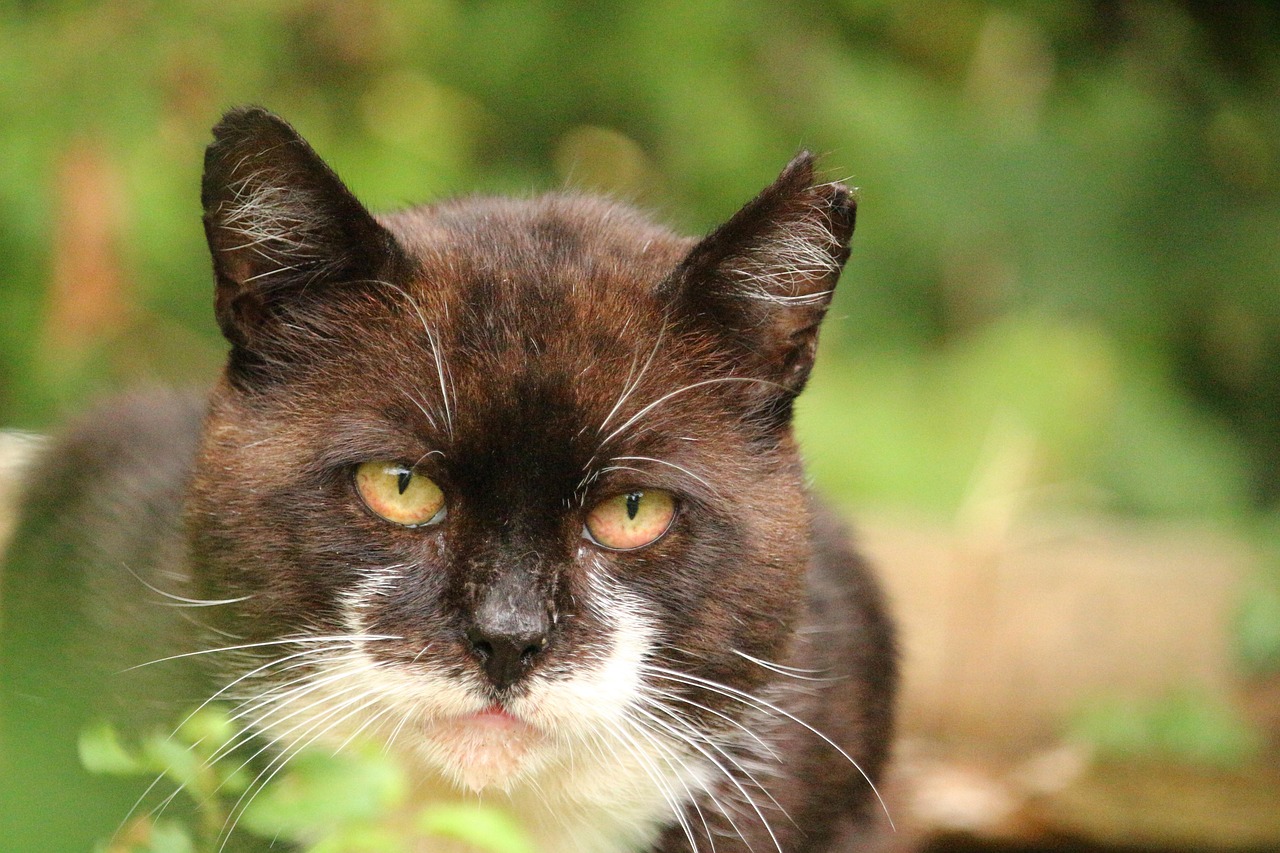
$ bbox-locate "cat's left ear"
[670,153,856,396]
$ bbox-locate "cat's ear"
[202,106,401,355]
[671,153,855,397]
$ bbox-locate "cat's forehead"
[382,194,691,301]
[352,195,713,440]
[377,194,696,371]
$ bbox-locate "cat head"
[188,107,856,798]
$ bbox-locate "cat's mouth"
[469,703,522,725]
[426,704,547,792]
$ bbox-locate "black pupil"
[396,470,413,495]
[625,492,642,520]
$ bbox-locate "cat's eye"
[585,489,676,551]
[354,461,446,527]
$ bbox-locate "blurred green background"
[2,1,1280,848]
[1,0,1277,523]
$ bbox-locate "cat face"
[185,108,855,816]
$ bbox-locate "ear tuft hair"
[202,106,400,356]
[671,152,857,400]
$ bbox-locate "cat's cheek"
[340,561,455,651]
[256,644,487,777]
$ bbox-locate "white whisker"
[120,562,255,608]
[730,648,839,682]
[631,703,786,853]
[642,663,895,831]
[121,634,400,672]
[606,455,718,495]
[598,376,785,452]
[599,711,708,852]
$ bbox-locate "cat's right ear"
[668,153,856,400]
[202,107,402,362]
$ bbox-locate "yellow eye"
[585,490,676,551]
[354,461,446,527]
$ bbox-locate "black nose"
[465,606,549,690]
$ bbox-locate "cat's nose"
[465,599,550,690]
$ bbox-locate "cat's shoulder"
[7,387,207,553]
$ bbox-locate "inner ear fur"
[201,106,403,356]
[671,153,857,398]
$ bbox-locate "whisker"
[172,643,353,736]
[218,684,387,850]
[121,634,400,672]
[595,320,665,440]
[598,376,786,451]
[643,663,895,830]
[114,638,403,840]
[606,455,718,495]
[645,684,780,761]
[624,708,750,852]
[631,703,786,853]
[214,657,380,765]
[402,390,439,432]
[730,648,839,682]
[644,697,793,825]
[597,711,708,852]
[120,562,255,608]
[382,700,425,757]
[219,664,385,800]
[362,278,455,440]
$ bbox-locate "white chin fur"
[250,568,711,852]
[423,712,543,794]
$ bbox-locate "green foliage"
[79,708,532,853]
[238,748,404,845]
[1236,521,1280,675]
[1236,582,1280,675]
[1069,690,1264,770]
[417,805,536,853]
[797,313,1250,517]
[3,6,1274,841]
[0,0,1276,517]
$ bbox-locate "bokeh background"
[1,0,1278,849]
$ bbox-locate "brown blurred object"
[42,138,131,361]
[861,513,1280,850]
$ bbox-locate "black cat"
[0,107,896,852]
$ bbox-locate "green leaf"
[417,803,535,853]
[308,824,406,853]
[177,706,238,756]
[78,721,143,776]
[93,818,197,853]
[141,819,197,853]
[143,732,205,792]
[1070,690,1262,768]
[1237,581,1280,674]
[239,748,405,841]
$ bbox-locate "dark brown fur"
[1,107,896,852]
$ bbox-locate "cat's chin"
[426,706,546,793]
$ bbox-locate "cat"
[0,107,897,852]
